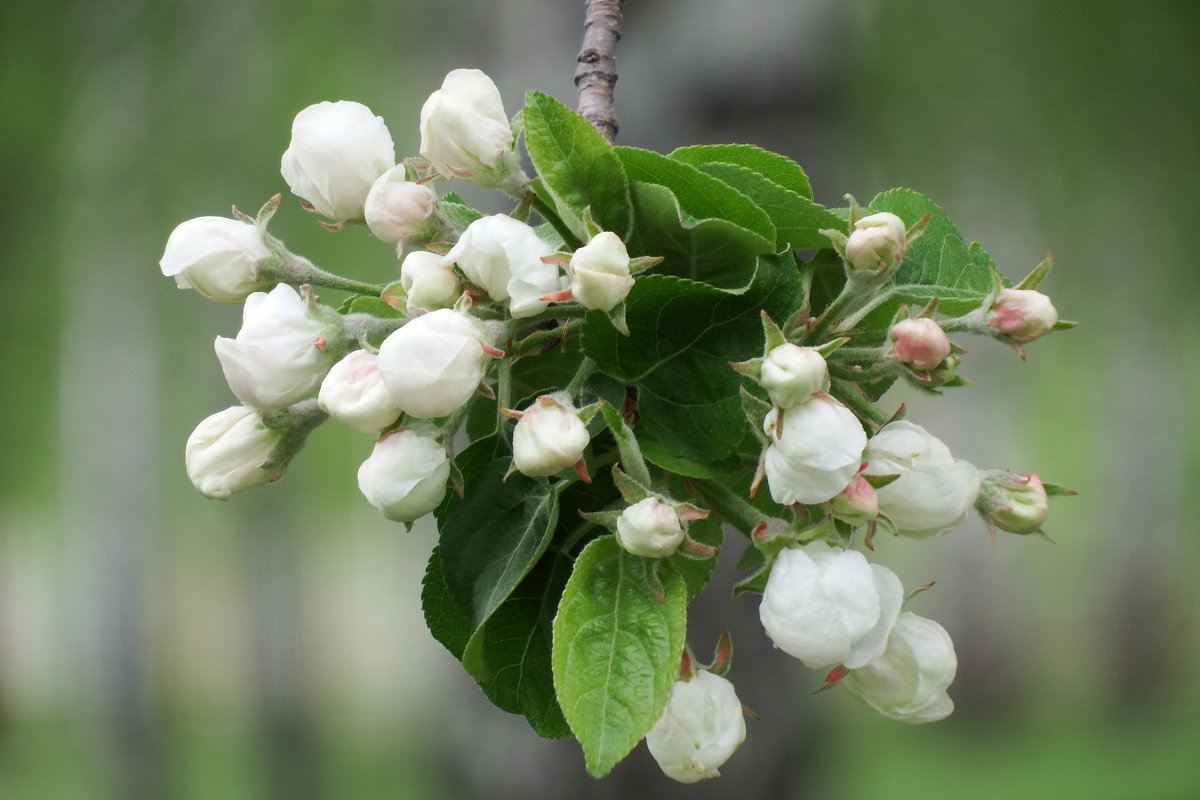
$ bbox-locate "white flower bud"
[511,395,590,478]
[845,212,908,273]
[988,288,1058,344]
[841,612,957,724]
[615,498,684,558]
[363,166,439,245]
[645,670,746,784]
[185,406,284,499]
[886,317,951,371]
[419,68,516,185]
[376,308,488,419]
[759,344,828,409]
[317,350,401,434]
[568,232,635,311]
[830,474,879,527]
[762,393,866,505]
[399,250,462,313]
[862,421,980,539]
[159,216,271,303]
[214,284,338,410]
[759,541,903,670]
[356,429,451,522]
[443,214,560,318]
[280,100,396,221]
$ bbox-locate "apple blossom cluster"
[159,66,1075,781]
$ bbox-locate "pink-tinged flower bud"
[511,395,591,478]
[886,317,951,371]
[185,406,285,499]
[845,212,907,273]
[615,498,685,558]
[214,284,339,410]
[419,69,517,187]
[645,670,746,784]
[280,100,396,221]
[356,429,451,522]
[759,541,903,670]
[376,308,488,419]
[762,393,866,505]
[977,471,1050,534]
[568,232,635,311]
[443,214,561,318]
[759,344,828,409]
[399,251,461,313]
[841,611,957,724]
[317,350,401,434]
[988,288,1058,344]
[831,475,879,526]
[363,167,439,245]
[159,216,272,303]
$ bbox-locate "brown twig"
[575,0,625,143]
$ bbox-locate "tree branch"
[575,0,625,143]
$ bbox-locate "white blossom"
[280,100,396,221]
[845,211,907,273]
[363,166,439,245]
[159,216,271,303]
[615,498,684,558]
[759,344,828,409]
[443,214,560,318]
[762,393,866,505]
[419,68,516,184]
[759,541,903,670]
[317,349,402,434]
[862,420,980,538]
[841,612,957,724]
[184,406,283,499]
[511,395,590,478]
[568,231,635,311]
[399,250,461,313]
[356,429,451,522]
[645,670,746,784]
[214,284,338,410]
[376,308,488,419]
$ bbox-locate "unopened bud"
[760,344,828,409]
[399,250,461,313]
[886,318,950,371]
[976,471,1050,534]
[845,212,907,273]
[830,475,878,526]
[511,395,591,478]
[615,497,685,558]
[568,231,635,311]
[364,167,439,246]
[988,288,1058,344]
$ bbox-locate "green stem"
[693,478,772,537]
[830,378,890,428]
[269,252,386,296]
[529,192,583,250]
[565,356,599,397]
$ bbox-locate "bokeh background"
[3,1,1198,798]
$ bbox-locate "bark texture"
[576,0,625,143]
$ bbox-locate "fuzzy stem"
[693,478,772,538]
[576,0,625,143]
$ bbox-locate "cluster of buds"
[158,63,1076,784]
[161,68,653,532]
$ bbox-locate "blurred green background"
[2,1,1198,798]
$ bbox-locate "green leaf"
[466,554,574,739]
[697,162,846,250]
[439,459,560,629]
[616,146,776,244]
[669,143,813,199]
[583,254,804,461]
[598,400,652,487]
[523,91,632,240]
[867,188,998,319]
[421,546,473,660]
[636,436,738,479]
[438,193,485,229]
[336,295,403,317]
[623,181,774,288]
[552,536,687,777]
